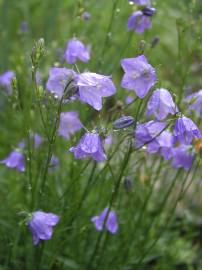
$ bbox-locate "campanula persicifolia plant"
[0,0,202,269]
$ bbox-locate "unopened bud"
[113,116,135,129]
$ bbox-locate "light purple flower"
[0,150,25,172]
[147,88,178,120]
[129,0,151,5]
[82,11,91,20]
[46,67,76,98]
[20,21,29,33]
[76,72,116,110]
[185,90,202,117]
[32,133,43,148]
[69,132,106,162]
[127,11,152,33]
[135,120,167,149]
[173,116,202,145]
[58,111,83,139]
[125,95,134,105]
[91,208,118,234]
[28,211,60,245]
[171,145,195,171]
[64,38,90,64]
[0,70,15,94]
[147,130,174,160]
[121,55,156,98]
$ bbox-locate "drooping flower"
[135,120,167,149]
[121,55,156,98]
[173,116,202,145]
[147,130,174,160]
[113,116,135,129]
[146,88,178,120]
[28,211,60,245]
[46,67,76,98]
[171,145,195,171]
[0,150,25,172]
[64,38,90,64]
[185,89,202,117]
[75,72,116,110]
[91,208,118,234]
[0,70,15,95]
[58,111,83,139]
[127,11,152,33]
[69,132,106,162]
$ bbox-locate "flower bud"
[113,116,135,129]
[142,7,156,17]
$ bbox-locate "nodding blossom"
[70,132,106,162]
[185,89,202,117]
[91,208,118,234]
[171,145,195,171]
[173,116,202,145]
[75,72,116,111]
[28,211,60,245]
[0,149,25,172]
[64,38,90,64]
[146,88,178,120]
[46,67,76,98]
[58,111,83,139]
[0,70,15,95]
[121,55,156,98]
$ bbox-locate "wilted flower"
[185,90,202,117]
[171,145,195,171]
[135,120,167,149]
[121,55,156,98]
[76,72,116,110]
[147,130,174,160]
[91,208,118,234]
[0,150,25,172]
[69,132,106,162]
[64,38,90,64]
[173,116,202,145]
[113,116,135,129]
[28,211,60,245]
[0,70,15,95]
[127,11,152,33]
[46,67,76,98]
[146,88,178,120]
[59,111,83,139]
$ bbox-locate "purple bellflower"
[69,132,106,162]
[135,120,167,149]
[0,149,25,172]
[127,11,152,33]
[173,116,202,145]
[171,145,195,171]
[28,211,60,245]
[121,55,156,98]
[147,88,178,120]
[0,70,15,95]
[58,111,83,139]
[46,67,76,98]
[91,208,118,234]
[147,130,174,160]
[64,38,90,64]
[75,72,116,111]
[185,90,202,117]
